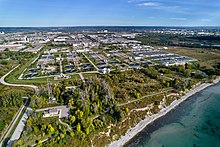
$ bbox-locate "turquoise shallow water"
[126,83,220,147]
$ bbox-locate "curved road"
[0,65,40,147]
[0,65,40,92]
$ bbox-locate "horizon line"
[0,25,220,28]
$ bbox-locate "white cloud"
[138,2,160,7]
[134,1,188,13]
[170,17,188,21]
[128,0,147,3]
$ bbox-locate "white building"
[43,108,60,118]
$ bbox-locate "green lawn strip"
[8,106,27,137]
[82,73,99,78]
[5,56,36,81]
[5,75,50,85]
[2,106,27,147]
[69,74,80,79]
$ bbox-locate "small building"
[99,68,110,74]
[43,108,60,118]
[134,56,142,60]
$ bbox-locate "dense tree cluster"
[15,113,68,146]
[0,51,35,77]
[102,69,164,102]
[136,34,220,49]
[63,77,123,140]
[31,76,124,141]
[0,51,34,64]
[26,62,220,144]
[0,91,23,107]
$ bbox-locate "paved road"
[7,107,32,147]
[82,53,99,71]
[0,65,40,146]
[78,73,85,83]
[59,119,72,131]
[92,108,110,120]
[18,55,40,80]
[28,70,99,80]
[31,137,50,147]
[0,65,40,93]
[0,102,27,147]
[7,106,70,146]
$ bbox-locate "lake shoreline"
[108,77,220,147]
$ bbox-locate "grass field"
[0,107,19,136]
[0,85,34,137]
[167,47,220,69]
[83,73,99,78]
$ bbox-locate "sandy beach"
[109,77,220,147]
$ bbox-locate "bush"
[0,60,8,65]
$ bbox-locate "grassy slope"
[0,107,18,136]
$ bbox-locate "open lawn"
[0,84,34,94]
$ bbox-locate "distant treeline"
[136,34,220,49]
[188,36,220,41]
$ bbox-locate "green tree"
[76,123,81,133]
[60,133,65,139]
[70,115,76,124]
[85,127,90,135]
[70,131,75,137]
[33,126,39,134]
[125,107,129,113]
[78,131,86,140]
[38,140,42,146]
[75,109,84,119]
[53,86,61,100]
[26,117,33,127]
[68,98,74,109]
[184,69,191,78]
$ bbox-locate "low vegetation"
[0,51,35,137]
[13,59,219,146]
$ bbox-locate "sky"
[0,0,220,27]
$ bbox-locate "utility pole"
[47,78,55,101]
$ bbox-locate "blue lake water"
[126,82,220,147]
